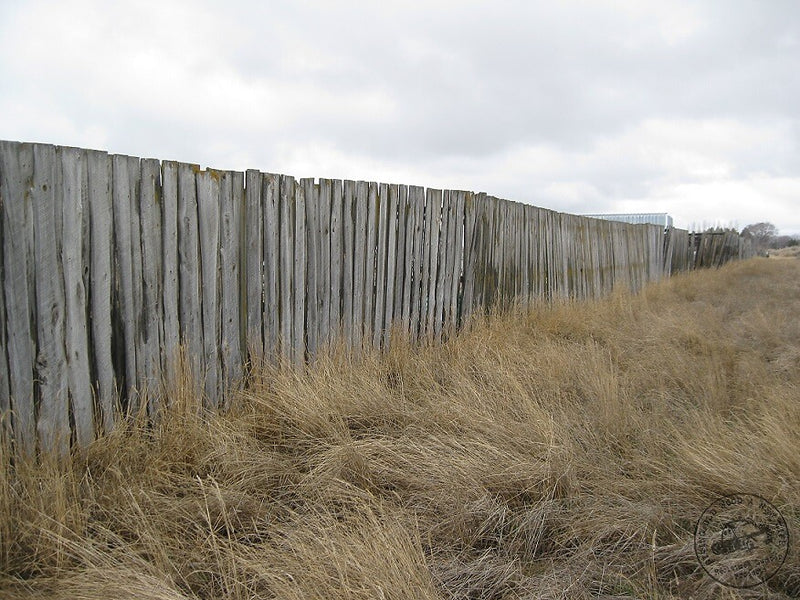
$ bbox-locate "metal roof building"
[583,213,674,228]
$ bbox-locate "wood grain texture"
[32,144,69,457]
[197,169,221,407]
[88,149,117,433]
[352,181,368,347]
[262,173,280,361]
[363,181,378,347]
[279,176,295,361]
[383,184,399,347]
[61,147,94,446]
[342,181,355,346]
[244,170,263,359]
[372,182,389,347]
[139,158,163,415]
[177,162,203,396]
[220,171,243,398]
[1,142,36,456]
[112,155,139,413]
[328,179,343,341]
[303,179,319,360]
[292,179,306,364]
[160,161,180,390]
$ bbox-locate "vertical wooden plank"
[352,181,368,347]
[197,169,221,407]
[0,223,7,441]
[127,156,145,411]
[262,173,280,361]
[342,180,355,347]
[448,191,465,330]
[383,184,400,347]
[61,148,94,446]
[139,158,163,415]
[371,182,387,347]
[279,176,295,361]
[363,181,378,347]
[460,191,478,323]
[177,162,203,398]
[392,185,408,325]
[434,191,451,340]
[303,178,319,360]
[220,171,243,397]
[33,144,69,457]
[160,161,180,392]
[112,154,139,413]
[317,179,331,352]
[0,141,36,456]
[293,179,306,364]
[86,150,116,433]
[408,186,426,340]
[423,188,442,337]
[401,186,416,331]
[329,179,343,341]
[244,170,263,360]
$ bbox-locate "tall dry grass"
[1,258,798,599]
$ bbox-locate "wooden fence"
[0,141,753,457]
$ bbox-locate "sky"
[1,0,798,235]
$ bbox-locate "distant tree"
[741,222,778,251]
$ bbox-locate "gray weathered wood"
[425,189,443,336]
[220,170,243,398]
[61,147,94,446]
[372,182,388,347]
[408,186,425,338]
[262,173,280,361]
[352,181,368,347]
[279,176,295,360]
[293,179,306,364]
[1,141,36,456]
[400,186,416,330]
[342,180,355,346]
[87,150,116,433]
[112,155,139,413]
[32,144,69,457]
[139,158,163,415]
[363,181,378,347]
[434,191,451,340]
[392,185,408,325]
[303,178,319,360]
[245,170,263,359]
[329,179,343,339]
[177,162,203,395]
[160,161,180,390]
[127,156,145,411]
[383,184,399,347]
[317,179,331,351]
[197,169,221,407]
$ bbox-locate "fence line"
[0,141,754,457]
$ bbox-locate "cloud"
[0,0,798,234]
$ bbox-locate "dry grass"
[2,258,799,599]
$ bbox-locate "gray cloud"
[1,0,798,233]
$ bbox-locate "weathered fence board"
[177,162,203,398]
[1,142,35,455]
[0,140,755,457]
[220,170,243,398]
[61,147,94,446]
[161,161,180,390]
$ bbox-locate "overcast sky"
[1,0,798,234]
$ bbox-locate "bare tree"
[741,222,778,252]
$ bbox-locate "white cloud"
[0,0,798,235]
